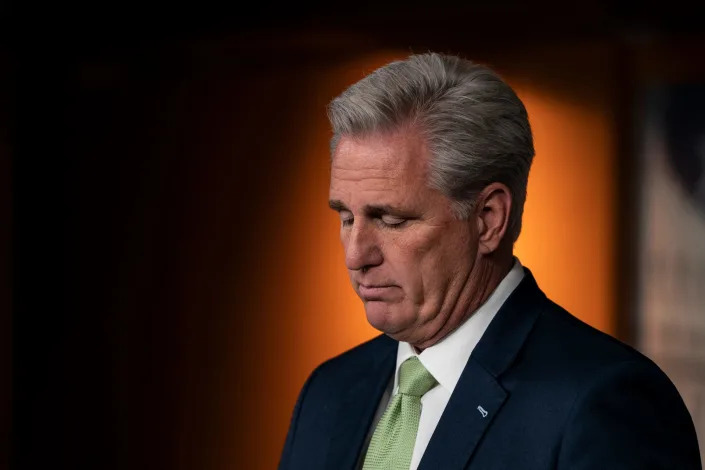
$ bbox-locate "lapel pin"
[477,405,488,418]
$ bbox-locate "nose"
[343,220,383,272]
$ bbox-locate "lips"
[358,284,398,300]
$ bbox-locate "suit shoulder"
[526,299,664,377]
[512,299,697,450]
[554,337,701,468]
[310,334,396,382]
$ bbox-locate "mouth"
[358,284,398,301]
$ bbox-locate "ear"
[475,183,512,255]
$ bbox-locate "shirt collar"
[394,258,525,394]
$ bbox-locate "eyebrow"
[328,199,348,212]
[328,200,408,216]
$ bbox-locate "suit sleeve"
[278,367,319,470]
[557,360,701,469]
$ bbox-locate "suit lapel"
[418,268,547,470]
[418,359,507,469]
[324,336,396,470]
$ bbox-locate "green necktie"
[363,357,438,470]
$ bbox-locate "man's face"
[329,128,479,346]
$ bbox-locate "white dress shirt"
[359,259,525,470]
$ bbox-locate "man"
[278,53,701,469]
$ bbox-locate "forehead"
[330,129,429,188]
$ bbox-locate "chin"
[364,301,414,336]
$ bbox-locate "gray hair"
[327,52,534,242]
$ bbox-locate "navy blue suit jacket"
[279,269,701,469]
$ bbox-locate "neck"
[412,248,514,351]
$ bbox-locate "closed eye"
[339,210,354,227]
[380,215,407,228]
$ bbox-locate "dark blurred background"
[4,2,705,469]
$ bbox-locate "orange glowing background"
[12,7,705,467]
[256,51,616,469]
[515,85,615,335]
[9,44,622,470]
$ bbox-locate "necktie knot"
[398,357,437,397]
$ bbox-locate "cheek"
[417,229,475,288]
[339,227,354,253]
[378,238,421,283]
[382,234,439,296]
[439,233,475,274]
[380,224,472,290]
